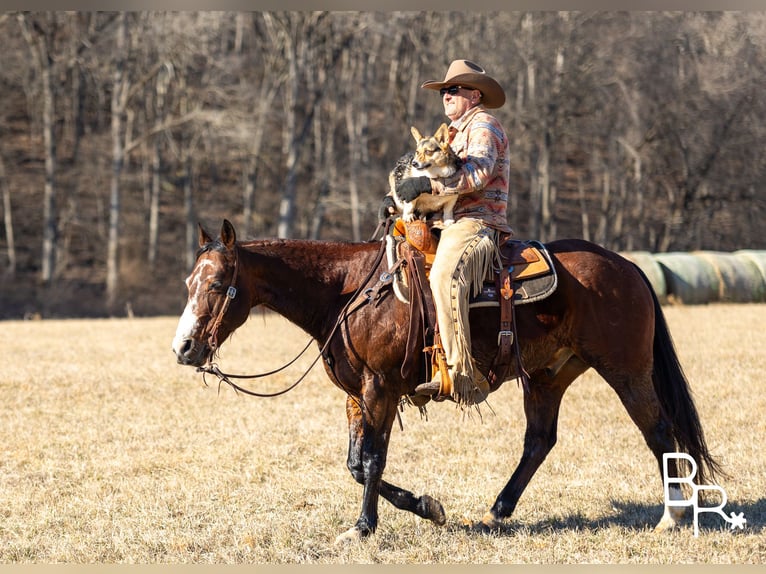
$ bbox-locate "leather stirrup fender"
[488,266,515,390]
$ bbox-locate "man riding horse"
[382,59,512,407]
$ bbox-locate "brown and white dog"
[388,123,462,225]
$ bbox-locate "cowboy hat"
[421,59,506,109]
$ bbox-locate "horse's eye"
[209,280,223,292]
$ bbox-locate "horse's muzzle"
[173,338,209,367]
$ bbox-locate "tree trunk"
[242,81,277,238]
[40,37,57,284]
[596,170,611,246]
[147,64,170,268]
[183,154,195,270]
[18,13,58,285]
[539,132,552,242]
[277,33,300,239]
[577,176,591,242]
[309,51,330,240]
[106,13,128,312]
[0,155,16,275]
[345,99,361,242]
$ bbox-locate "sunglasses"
[439,85,464,96]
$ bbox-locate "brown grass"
[1,305,764,563]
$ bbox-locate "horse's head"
[172,219,250,367]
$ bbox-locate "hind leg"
[599,370,685,531]
[475,355,588,530]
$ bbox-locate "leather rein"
[197,224,391,398]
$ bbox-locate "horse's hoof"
[334,526,367,545]
[653,516,680,533]
[462,512,502,533]
[421,495,447,526]
[654,504,685,532]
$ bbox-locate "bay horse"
[172,219,722,543]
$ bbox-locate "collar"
[449,105,486,134]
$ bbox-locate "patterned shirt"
[431,106,512,233]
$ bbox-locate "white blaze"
[172,260,213,356]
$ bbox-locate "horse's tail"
[634,264,725,484]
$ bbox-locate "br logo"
[663,453,746,536]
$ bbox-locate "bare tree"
[0,154,15,275]
[18,12,58,285]
[2,12,766,318]
[268,12,355,238]
[105,12,129,311]
[147,63,172,268]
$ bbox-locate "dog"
[388,123,462,225]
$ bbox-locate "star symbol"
[728,511,746,530]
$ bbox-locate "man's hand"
[395,176,432,202]
[378,195,396,222]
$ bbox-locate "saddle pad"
[470,240,557,308]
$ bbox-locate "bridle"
[197,241,316,398]
[196,221,393,399]
[206,243,240,354]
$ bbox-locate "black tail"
[635,265,725,484]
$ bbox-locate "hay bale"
[733,250,766,302]
[654,252,720,304]
[692,251,764,303]
[620,251,667,303]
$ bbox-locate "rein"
[197,221,393,398]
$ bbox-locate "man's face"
[441,85,481,121]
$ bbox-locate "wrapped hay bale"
[654,252,720,304]
[733,250,766,302]
[620,251,667,303]
[693,251,765,303]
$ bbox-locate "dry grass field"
[1,304,764,563]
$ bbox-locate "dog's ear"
[434,123,451,146]
[410,126,424,143]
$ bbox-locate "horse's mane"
[237,238,382,294]
[238,238,379,265]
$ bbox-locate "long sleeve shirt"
[430,105,512,234]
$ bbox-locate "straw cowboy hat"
[421,59,506,109]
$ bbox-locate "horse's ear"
[220,219,237,249]
[198,223,213,247]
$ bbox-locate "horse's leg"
[336,390,446,544]
[475,355,588,530]
[597,370,685,531]
[335,391,392,543]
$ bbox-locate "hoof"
[654,515,681,533]
[654,504,685,532]
[334,526,368,545]
[463,512,502,533]
[421,494,447,526]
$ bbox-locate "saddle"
[385,219,557,398]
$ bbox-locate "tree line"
[1,11,765,318]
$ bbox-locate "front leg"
[336,389,446,543]
[335,382,397,543]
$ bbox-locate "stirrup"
[413,342,453,400]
